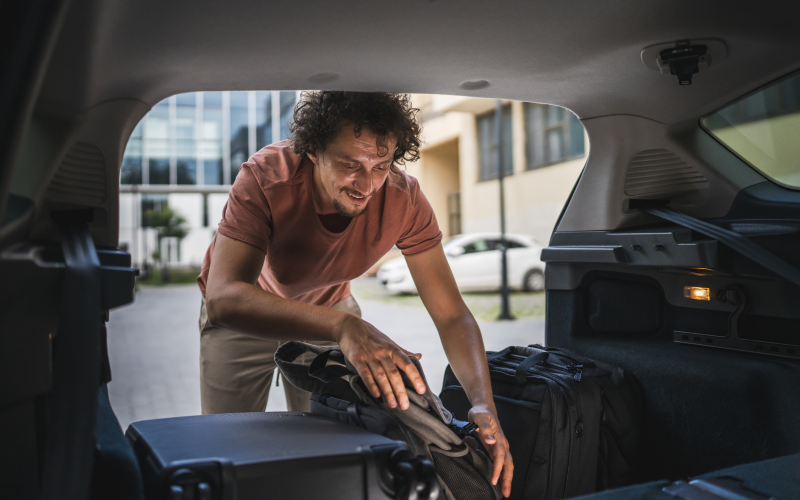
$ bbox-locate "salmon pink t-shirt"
[197,141,442,307]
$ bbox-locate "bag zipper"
[566,364,584,382]
[491,358,585,382]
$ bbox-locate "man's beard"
[332,197,368,218]
[332,188,372,218]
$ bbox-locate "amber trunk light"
[684,286,711,301]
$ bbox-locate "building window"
[229,91,249,183]
[141,195,169,226]
[477,105,513,181]
[120,123,142,184]
[121,91,297,186]
[255,91,273,151]
[175,93,196,185]
[202,92,223,185]
[280,91,295,141]
[146,101,170,184]
[447,191,461,237]
[524,103,585,170]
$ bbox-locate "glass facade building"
[120,91,298,186]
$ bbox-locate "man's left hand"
[468,403,513,498]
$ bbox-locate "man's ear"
[306,149,320,166]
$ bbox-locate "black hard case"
[126,412,422,500]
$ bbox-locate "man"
[198,91,513,496]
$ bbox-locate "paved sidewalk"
[107,286,203,430]
[107,284,544,430]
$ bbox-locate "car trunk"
[543,177,800,482]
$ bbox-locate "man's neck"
[311,162,338,215]
[318,213,351,233]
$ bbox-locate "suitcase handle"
[487,348,550,384]
[515,352,549,384]
[486,346,515,363]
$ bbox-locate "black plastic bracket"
[674,287,800,360]
[158,459,235,500]
[41,209,103,500]
[659,45,708,85]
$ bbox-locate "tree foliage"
[143,206,189,264]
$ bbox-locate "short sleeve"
[216,164,272,254]
[396,179,443,256]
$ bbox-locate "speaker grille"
[47,142,107,205]
[624,149,708,197]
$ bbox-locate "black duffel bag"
[439,345,643,500]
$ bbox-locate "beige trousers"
[198,295,362,414]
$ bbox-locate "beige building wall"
[406,109,472,238]
[410,95,587,246]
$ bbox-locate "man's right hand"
[333,314,426,410]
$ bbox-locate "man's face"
[308,125,396,218]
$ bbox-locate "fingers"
[400,347,423,360]
[473,414,503,484]
[354,360,382,399]
[368,360,403,408]
[379,357,411,409]
[501,449,514,498]
[393,351,427,395]
[335,318,424,408]
[491,438,505,487]
[360,347,416,409]
[470,409,513,496]
[489,433,513,497]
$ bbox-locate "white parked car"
[377,233,545,294]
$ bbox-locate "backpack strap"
[346,402,365,427]
[274,342,358,402]
[308,349,352,383]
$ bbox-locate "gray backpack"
[275,341,502,500]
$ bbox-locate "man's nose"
[352,167,374,195]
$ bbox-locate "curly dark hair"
[290,91,421,166]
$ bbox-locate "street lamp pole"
[132,182,138,269]
[495,99,513,320]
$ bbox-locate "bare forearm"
[206,281,348,342]
[406,244,496,408]
[407,244,512,496]
[435,311,495,409]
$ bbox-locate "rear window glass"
[701,71,800,189]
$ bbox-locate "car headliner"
[42,0,800,124]
[10,0,800,248]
